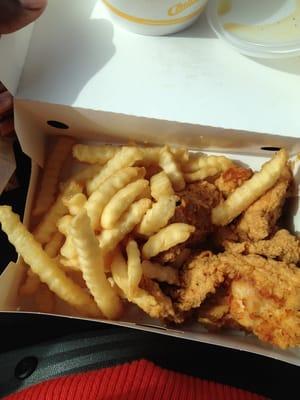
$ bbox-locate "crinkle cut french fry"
[19,269,40,296]
[85,167,145,230]
[142,223,195,259]
[0,206,99,317]
[108,277,127,299]
[136,184,152,200]
[181,155,203,173]
[137,195,177,237]
[72,144,119,164]
[59,256,80,271]
[57,215,78,262]
[110,249,130,294]
[99,199,151,253]
[126,240,142,297]
[59,220,112,273]
[73,144,188,168]
[111,250,173,319]
[184,167,222,182]
[101,179,149,229]
[183,156,233,182]
[139,146,188,166]
[75,145,158,166]
[170,147,189,164]
[198,155,233,170]
[150,171,174,201]
[212,149,288,226]
[34,182,82,245]
[72,163,103,183]
[32,137,75,217]
[63,193,87,216]
[57,215,73,236]
[44,231,64,258]
[61,164,103,190]
[139,147,161,164]
[142,260,179,285]
[71,211,123,319]
[61,236,78,260]
[182,154,232,173]
[74,145,189,167]
[87,147,143,195]
[159,147,185,191]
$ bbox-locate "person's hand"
[0,0,47,34]
[0,83,14,137]
[0,1,47,135]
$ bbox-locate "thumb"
[0,0,47,34]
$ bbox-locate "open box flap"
[0,24,34,95]
[14,98,300,166]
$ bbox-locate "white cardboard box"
[0,0,300,365]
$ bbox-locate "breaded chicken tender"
[214,167,292,248]
[176,252,227,312]
[224,253,300,347]
[235,167,292,241]
[197,286,237,330]
[155,182,221,266]
[173,181,221,244]
[138,277,175,320]
[215,166,253,198]
[224,229,300,264]
[176,251,300,348]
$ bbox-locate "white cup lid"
[206,0,300,58]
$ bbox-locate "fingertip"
[20,0,47,11]
[0,0,47,34]
[0,91,13,115]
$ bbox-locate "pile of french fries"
[0,137,288,320]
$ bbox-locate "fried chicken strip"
[215,166,253,198]
[177,252,300,348]
[224,229,300,264]
[138,277,175,320]
[173,181,221,244]
[197,286,235,330]
[235,166,292,241]
[214,166,292,248]
[176,252,227,312]
[223,254,300,350]
[155,182,221,266]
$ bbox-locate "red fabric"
[5,359,266,400]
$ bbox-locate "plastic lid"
[206,0,300,58]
